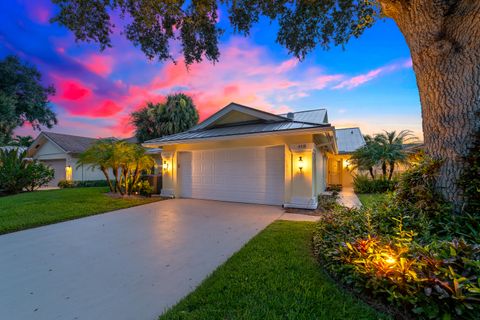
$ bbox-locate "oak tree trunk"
[384,0,480,211]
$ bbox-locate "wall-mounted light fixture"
[65,165,73,181]
[298,156,304,172]
[162,160,169,172]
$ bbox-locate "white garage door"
[178,146,284,205]
[42,159,66,187]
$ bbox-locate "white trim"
[190,103,288,131]
[144,126,335,147]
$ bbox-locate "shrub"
[0,149,54,194]
[74,180,109,188]
[58,180,109,188]
[353,175,397,194]
[327,184,342,192]
[314,157,480,319]
[58,180,74,188]
[24,162,54,191]
[135,180,154,197]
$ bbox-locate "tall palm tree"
[131,93,199,142]
[375,130,417,180]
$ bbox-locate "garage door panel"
[178,146,284,205]
[41,159,66,187]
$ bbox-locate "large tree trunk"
[383,0,480,211]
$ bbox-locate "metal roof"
[147,120,328,144]
[335,128,365,154]
[279,109,327,125]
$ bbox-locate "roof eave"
[143,125,334,147]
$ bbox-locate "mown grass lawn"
[160,220,389,320]
[0,187,161,234]
[357,193,387,207]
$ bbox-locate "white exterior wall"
[70,158,108,181]
[33,139,107,182]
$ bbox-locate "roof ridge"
[335,127,361,131]
[42,131,99,140]
[278,108,326,115]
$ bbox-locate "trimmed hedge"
[58,179,109,188]
[353,175,397,194]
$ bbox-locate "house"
[26,132,107,186]
[327,128,366,187]
[143,102,364,209]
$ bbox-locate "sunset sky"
[0,0,422,139]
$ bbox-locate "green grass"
[160,221,389,320]
[0,187,161,234]
[357,193,387,207]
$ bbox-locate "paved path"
[0,199,283,320]
[337,187,362,209]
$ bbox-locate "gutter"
[143,125,335,147]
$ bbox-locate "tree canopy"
[349,130,416,181]
[0,56,57,144]
[131,93,199,142]
[51,0,380,65]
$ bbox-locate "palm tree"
[77,139,117,192]
[131,93,199,142]
[375,130,417,180]
[78,140,155,195]
[349,135,381,180]
[8,135,34,147]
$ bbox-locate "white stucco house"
[143,102,365,209]
[26,132,108,186]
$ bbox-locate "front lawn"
[160,220,389,320]
[0,187,161,234]
[357,193,387,207]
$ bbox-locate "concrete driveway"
[0,199,283,320]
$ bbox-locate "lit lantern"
[65,165,73,181]
[162,160,169,172]
[298,156,304,172]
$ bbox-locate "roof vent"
[287,112,294,119]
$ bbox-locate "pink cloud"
[81,54,115,77]
[334,59,412,90]
[59,80,91,101]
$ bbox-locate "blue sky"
[0,0,422,138]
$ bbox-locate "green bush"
[314,157,480,319]
[74,180,109,188]
[58,180,74,188]
[353,175,397,194]
[0,149,54,194]
[58,180,109,189]
[135,180,154,197]
[24,161,54,191]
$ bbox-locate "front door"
[328,159,343,185]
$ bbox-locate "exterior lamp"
[163,160,169,172]
[65,165,73,181]
[298,156,304,172]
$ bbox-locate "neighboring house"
[26,132,106,187]
[143,102,365,209]
[328,128,366,187]
[0,146,27,154]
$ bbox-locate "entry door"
[178,146,285,205]
[328,159,343,185]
